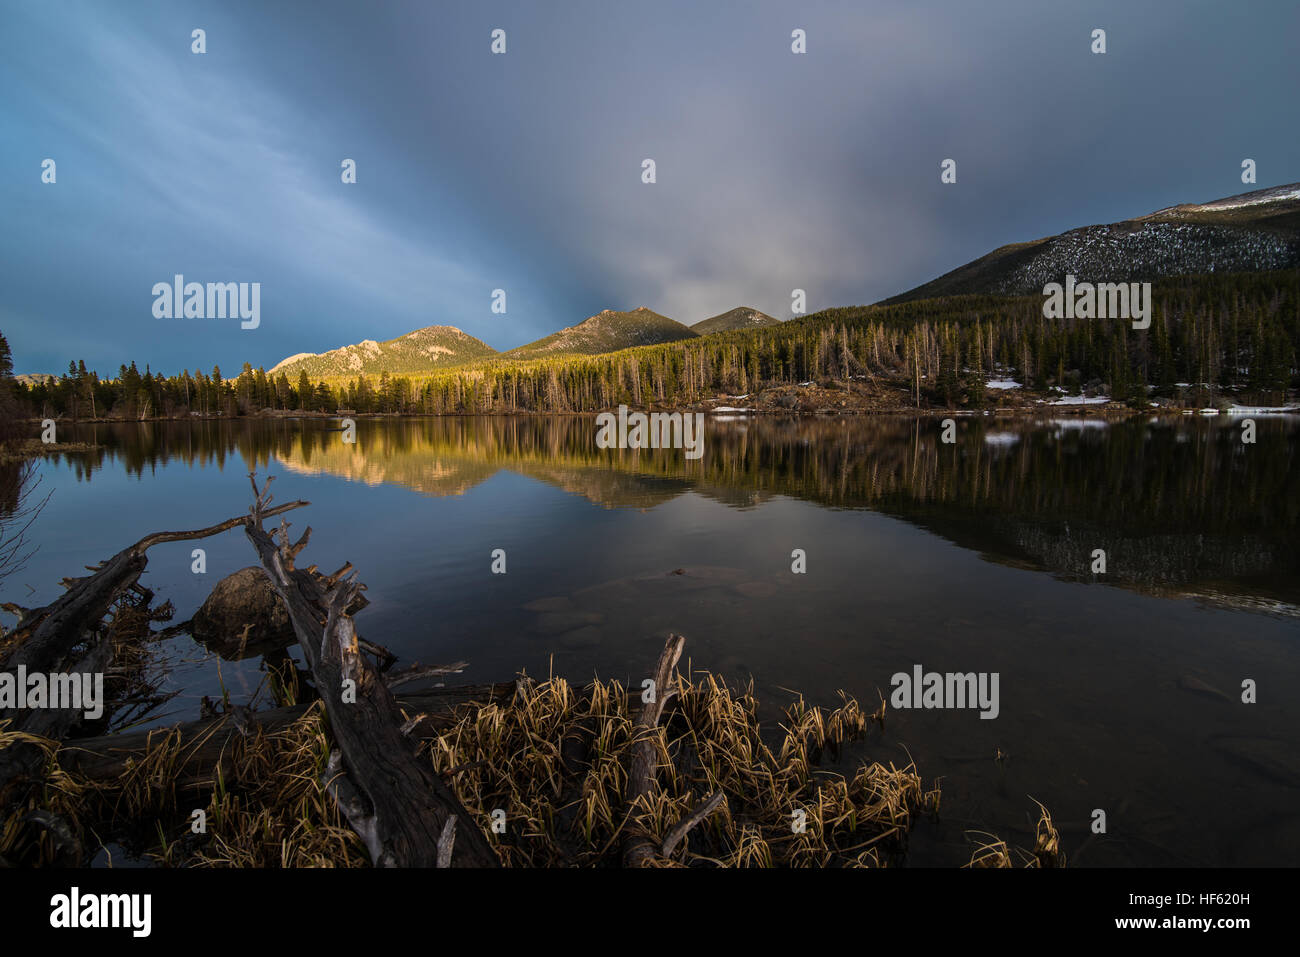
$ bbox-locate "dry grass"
[0,726,89,865]
[0,439,100,464]
[2,703,368,867]
[428,670,938,867]
[3,669,1062,868]
[964,798,1065,868]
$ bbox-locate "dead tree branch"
[0,499,306,804]
[242,472,498,867]
[622,633,685,867]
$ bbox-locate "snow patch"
[1226,404,1300,415]
[1191,185,1300,211]
[1044,394,1110,406]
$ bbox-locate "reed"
[3,668,1058,868]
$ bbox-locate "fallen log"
[241,473,499,867]
[1,503,306,805]
[2,505,305,680]
[622,634,725,866]
[56,684,514,785]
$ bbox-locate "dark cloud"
[1,0,1296,375]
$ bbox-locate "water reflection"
[31,415,1300,867]
[60,414,1300,613]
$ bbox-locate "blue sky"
[1,0,1297,377]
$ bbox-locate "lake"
[10,413,1300,866]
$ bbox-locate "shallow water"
[11,413,1299,866]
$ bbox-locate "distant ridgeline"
[9,270,1299,417]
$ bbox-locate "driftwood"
[661,790,727,859]
[622,634,726,866]
[0,504,305,801]
[241,473,499,867]
[56,684,514,786]
[1,507,304,680]
[5,473,732,868]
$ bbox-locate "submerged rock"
[1212,735,1300,789]
[1177,674,1233,703]
[191,566,297,660]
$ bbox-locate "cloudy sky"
[2,0,1297,377]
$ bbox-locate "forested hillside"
[7,270,1297,418]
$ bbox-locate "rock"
[644,566,751,589]
[1177,674,1233,703]
[191,566,296,660]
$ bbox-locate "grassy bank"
[1,669,1063,868]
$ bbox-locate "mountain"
[12,373,59,386]
[502,307,696,360]
[882,182,1300,304]
[691,306,781,335]
[268,326,497,379]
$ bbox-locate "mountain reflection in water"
[23,414,1299,866]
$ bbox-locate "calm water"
[9,414,1300,867]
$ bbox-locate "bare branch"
[132,504,307,553]
[661,790,727,859]
[386,661,469,690]
[242,473,498,866]
[623,633,687,867]
[436,816,458,868]
[321,749,391,867]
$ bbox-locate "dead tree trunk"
[241,473,499,867]
[622,634,725,866]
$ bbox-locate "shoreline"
[10,404,1291,461]
[12,403,1297,427]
